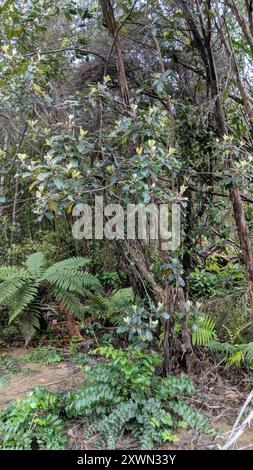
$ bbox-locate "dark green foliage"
[203,291,250,340]
[189,260,245,299]
[0,387,67,450]
[116,303,169,344]
[86,287,135,320]
[87,288,169,344]
[0,252,100,343]
[66,347,215,449]
[98,270,122,288]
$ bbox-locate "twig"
[222,389,253,449]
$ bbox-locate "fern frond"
[227,350,244,367]
[242,342,253,367]
[192,315,216,346]
[51,288,86,320]
[0,266,25,281]
[223,322,251,344]
[43,268,100,293]
[208,340,237,355]
[0,273,33,307]
[25,252,46,276]
[48,257,91,270]
[8,284,39,323]
[208,340,253,368]
[18,303,41,345]
[108,288,134,312]
[84,292,110,314]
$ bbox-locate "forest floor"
[0,347,84,407]
[0,347,252,450]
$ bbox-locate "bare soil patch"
[0,347,84,407]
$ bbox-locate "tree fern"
[0,273,32,306]
[25,252,45,277]
[42,267,100,293]
[51,288,87,320]
[8,283,39,324]
[19,304,41,345]
[0,253,100,343]
[47,257,91,270]
[0,266,26,281]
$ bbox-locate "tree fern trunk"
[59,304,82,338]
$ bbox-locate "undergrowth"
[0,387,67,450]
[0,347,215,450]
[66,346,215,449]
[23,346,63,364]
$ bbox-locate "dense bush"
[0,346,215,450]
[66,347,215,449]
[189,260,245,299]
[0,387,67,450]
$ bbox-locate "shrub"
[0,387,67,450]
[66,346,215,449]
[189,260,245,299]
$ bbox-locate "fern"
[192,315,217,346]
[42,267,100,293]
[0,266,26,281]
[222,321,251,344]
[244,342,253,365]
[208,340,253,368]
[8,283,39,323]
[0,253,100,343]
[0,272,32,306]
[85,287,135,321]
[18,303,41,345]
[107,288,134,314]
[25,252,45,276]
[48,257,91,270]
[227,350,244,367]
[51,288,87,320]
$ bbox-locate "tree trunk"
[187,3,253,323]
[230,188,253,322]
[225,0,253,54]
[99,0,130,109]
[59,304,82,338]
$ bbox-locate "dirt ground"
[0,348,252,450]
[0,347,84,407]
